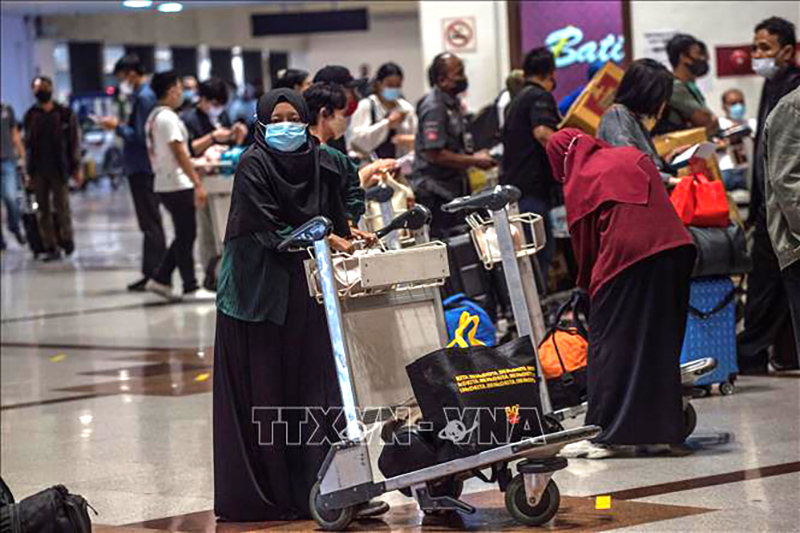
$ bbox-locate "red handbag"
[670,173,730,227]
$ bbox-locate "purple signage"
[520,0,626,100]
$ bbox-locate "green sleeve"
[670,81,709,121]
[343,156,366,223]
[320,144,366,223]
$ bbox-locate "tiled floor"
[2,183,799,531]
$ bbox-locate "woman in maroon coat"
[547,128,695,458]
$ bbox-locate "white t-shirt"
[146,106,195,192]
[347,95,417,158]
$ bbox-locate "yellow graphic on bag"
[447,311,486,348]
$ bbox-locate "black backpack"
[0,477,95,533]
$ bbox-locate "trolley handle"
[375,205,432,239]
[364,184,394,203]
[441,185,522,213]
[277,216,332,252]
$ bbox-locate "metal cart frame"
[278,214,601,531]
[450,185,717,437]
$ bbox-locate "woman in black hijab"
[213,88,374,521]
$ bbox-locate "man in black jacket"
[738,17,800,373]
[23,76,82,261]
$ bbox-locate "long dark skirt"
[213,261,342,521]
[586,246,695,446]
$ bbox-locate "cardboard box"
[653,127,707,157]
[559,62,625,135]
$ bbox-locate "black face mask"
[688,59,709,78]
[35,90,52,104]
[453,77,469,95]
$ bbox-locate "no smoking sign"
[443,16,477,53]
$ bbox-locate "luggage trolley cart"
[447,185,717,440]
[197,165,235,257]
[278,213,601,531]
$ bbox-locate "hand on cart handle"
[277,216,333,252]
[347,228,378,247]
[441,185,522,214]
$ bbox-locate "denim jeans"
[1,158,22,237]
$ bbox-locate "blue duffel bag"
[442,293,497,347]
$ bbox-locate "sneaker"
[127,277,149,292]
[41,250,62,262]
[560,440,633,460]
[183,288,216,301]
[61,241,75,256]
[146,279,181,301]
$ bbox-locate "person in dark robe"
[213,88,384,522]
[546,128,696,459]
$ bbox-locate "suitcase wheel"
[719,381,735,396]
[683,402,698,440]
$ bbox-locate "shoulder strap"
[688,279,743,319]
[369,97,377,125]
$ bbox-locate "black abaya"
[585,246,695,446]
[213,254,343,521]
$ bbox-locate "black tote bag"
[406,336,544,458]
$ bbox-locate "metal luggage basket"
[303,241,449,301]
[466,211,547,269]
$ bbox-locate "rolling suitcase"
[680,276,739,395]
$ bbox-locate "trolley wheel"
[309,480,354,531]
[719,381,735,396]
[505,475,560,527]
[683,402,698,440]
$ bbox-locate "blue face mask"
[382,87,401,102]
[728,102,745,121]
[262,121,308,152]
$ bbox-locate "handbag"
[0,480,95,533]
[670,173,730,227]
[406,335,544,459]
[688,223,753,277]
[538,291,589,411]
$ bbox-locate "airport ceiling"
[0,1,296,16]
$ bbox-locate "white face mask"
[751,57,779,79]
[328,113,347,139]
[119,80,134,96]
[207,105,224,122]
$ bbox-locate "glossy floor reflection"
[2,183,799,531]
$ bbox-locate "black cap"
[313,65,355,87]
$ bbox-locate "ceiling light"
[157,2,183,13]
[122,0,153,8]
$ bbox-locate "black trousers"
[586,246,695,446]
[128,172,166,278]
[34,174,73,251]
[737,219,796,371]
[153,189,197,292]
[782,260,800,364]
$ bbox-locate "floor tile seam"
[593,461,800,501]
